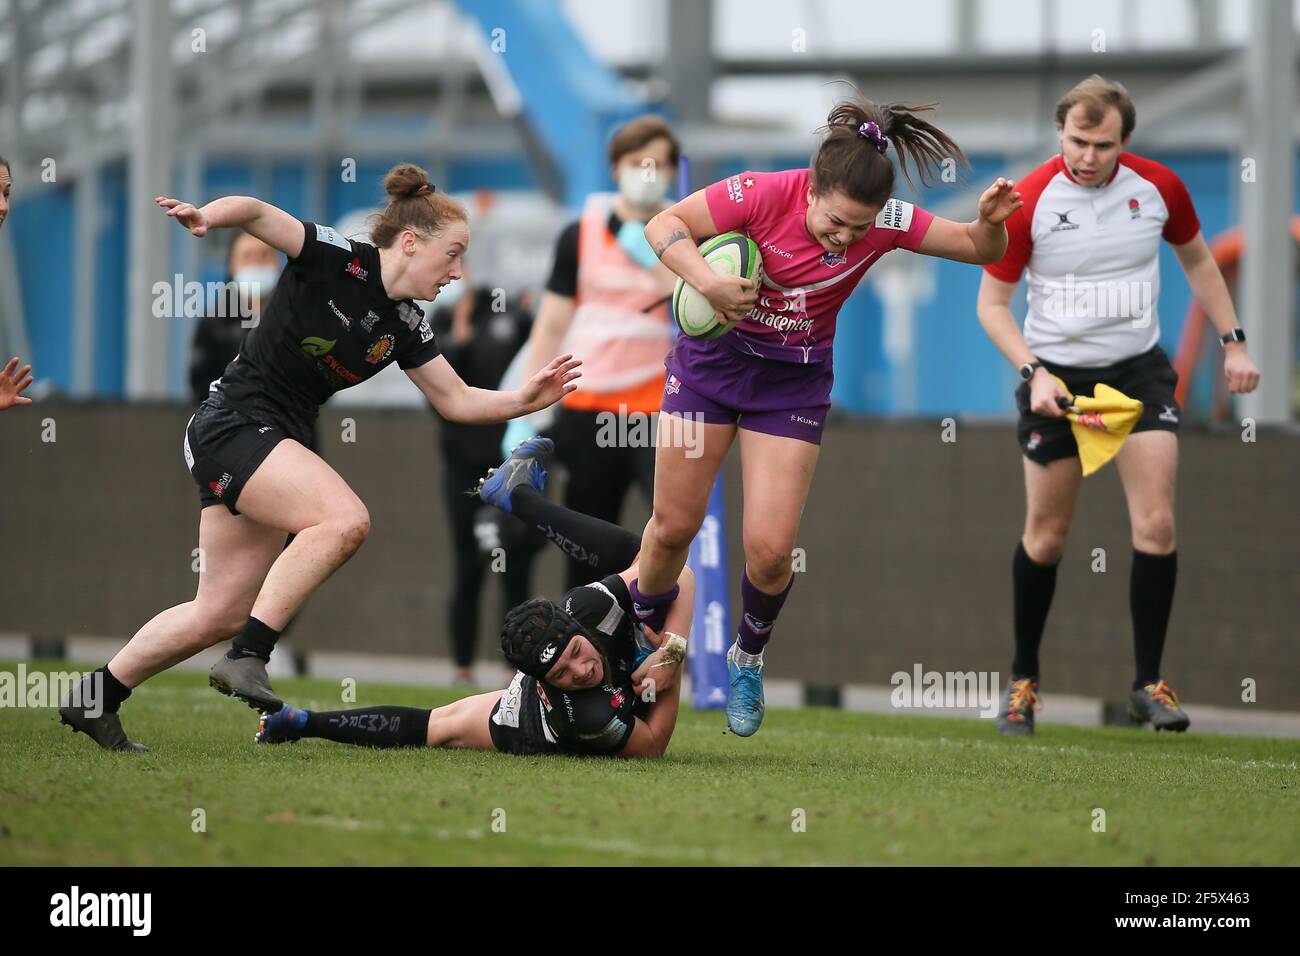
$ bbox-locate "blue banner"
[687,480,731,709]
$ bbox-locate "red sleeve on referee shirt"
[982,156,1060,284]
[1124,155,1202,245]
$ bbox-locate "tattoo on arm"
[653,229,690,259]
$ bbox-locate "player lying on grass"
[256,438,693,758]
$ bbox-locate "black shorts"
[183,397,289,514]
[1016,345,1181,465]
[487,672,560,756]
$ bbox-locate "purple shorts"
[660,332,834,445]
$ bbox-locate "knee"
[1132,508,1175,553]
[648,509,703,553]
[744,539,792,587]
[327,504,371,556]
[193,604,249,643]
[1023,519,1070,564]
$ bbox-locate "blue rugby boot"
[725,642,766,737]
[476,437,553,513]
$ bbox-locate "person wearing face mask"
[507,116,682,590]
[59,163,582,752]
[188,232,284,405]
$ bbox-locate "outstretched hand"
[0,356,33,410]
[978,177,1023,226]
[156,196,210,237]
[520,354,582,411]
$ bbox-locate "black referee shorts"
[487,672,559,756]
[1016,345,1181,466]
[183,397,289,514]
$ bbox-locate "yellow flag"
[1052,377,1144,476]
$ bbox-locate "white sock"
[729,643,764,669]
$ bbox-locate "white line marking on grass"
[267,814,744,864]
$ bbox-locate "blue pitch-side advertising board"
[687,481,731,709]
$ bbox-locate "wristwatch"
[1219,328,1246,347]
[1019,361,1043,381]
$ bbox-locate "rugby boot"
[1128,680,1190,732]
[476,437,553,513]
[209,653,283,713]
[725,642,766,737]
[996,677,1041,737]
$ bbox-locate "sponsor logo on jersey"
[300,336,336,357]
[820,250,848,268]
[328,299,351,329]
[257,425,272,434]
[417,318,434,343]
[1049,210,1079,233]
[610,688,625,709]
[875,198,914,232]
[1128,197,1142,220]
[1159,404,1179,423]
[665,373,682,396]
[345,256,369,281]
[207,472,233,498]
[361,310,381,333]
[321,354,362,384]
[364,333,396,365]
[314,223,352,251]
[725,174,746,204]
[761,240,793,260]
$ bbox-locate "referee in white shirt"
[976,75,1260,735]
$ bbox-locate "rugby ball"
[671,232,763,340]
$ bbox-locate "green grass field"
[2,662,1296,866]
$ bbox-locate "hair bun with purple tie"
[857,121,889,155]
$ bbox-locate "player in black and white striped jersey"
[257,438,693,759]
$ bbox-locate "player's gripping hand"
[156,196,210,237]
[978,177,1023,226]
[632,630,682,699]
[704,274,757,326]
[1223,346,1260,394]
[1029,367,1070,418]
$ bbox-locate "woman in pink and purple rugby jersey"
[630,96,1023,737]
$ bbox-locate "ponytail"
[812,92,968,207]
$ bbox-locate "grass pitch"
[1,662,1296,866]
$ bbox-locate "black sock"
[303,706,432,748]
[73,665,131,714]
[228,616,280,662]
[1012,541,1058,680]
[508,486,641,577]
[1131,549,1177,689]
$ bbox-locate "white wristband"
[660,632,688,664]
